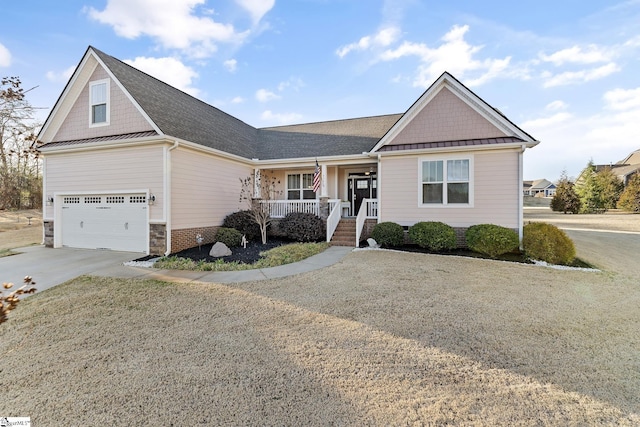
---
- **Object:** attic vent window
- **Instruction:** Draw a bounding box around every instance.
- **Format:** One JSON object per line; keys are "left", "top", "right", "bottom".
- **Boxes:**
{"left": 89, "top": 79, "right": 109, "bottom": 126}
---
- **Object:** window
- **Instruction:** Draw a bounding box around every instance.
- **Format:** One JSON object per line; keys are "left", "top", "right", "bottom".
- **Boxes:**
{"left": 420, "top": 158, "right": 471, "bottom": 205}
{"left": 287, "top": 173, "right": 316, "bottom": 200}
{"left": 89, "top": 79, "right": 109, "bottom": 126}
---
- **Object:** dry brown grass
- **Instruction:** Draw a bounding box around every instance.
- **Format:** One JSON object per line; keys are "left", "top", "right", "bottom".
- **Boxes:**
{"left": 0, "top": 209, "right": 42, "bottom": 250}
{"left": 2, "top": 248, "right": 639, "bottom": 425}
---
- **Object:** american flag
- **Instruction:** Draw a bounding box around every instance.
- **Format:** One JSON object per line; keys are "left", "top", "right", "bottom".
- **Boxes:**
{"left": 312, "top": 160, "right": 321, "bottom": 193}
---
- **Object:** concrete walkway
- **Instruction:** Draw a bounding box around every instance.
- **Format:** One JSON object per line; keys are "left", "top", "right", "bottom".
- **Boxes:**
{"left": 92, "top": 245, "right": 353, "bottom": 283}
{"left": 1, "top": 245, "right": 353, "bottom": 294}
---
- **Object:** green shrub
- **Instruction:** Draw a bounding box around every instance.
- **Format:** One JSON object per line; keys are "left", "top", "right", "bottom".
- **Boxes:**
{"left": 215, "top": 227, "right": 243, "bottom": 247}
{"left": 222, "top": 210, "right": 261, "bottom": 240}
{"left": 371, "top": 222, "right": 405, "bottom": 247}
{"left": 408, "top": 221, "right": 456, "bottom": 252}
{"left": 522, "top": 222, "right": 576, "bottom": 265}
{"left": 465, "top": 224, "right": 519, "bottom": 258}
{"left": 279, "top": 212, "right": 325, "bottom": 242}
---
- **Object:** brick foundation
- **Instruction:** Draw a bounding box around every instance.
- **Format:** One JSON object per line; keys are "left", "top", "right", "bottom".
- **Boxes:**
{"left": 171, "top": 226, "right": 220, "bottom": 254}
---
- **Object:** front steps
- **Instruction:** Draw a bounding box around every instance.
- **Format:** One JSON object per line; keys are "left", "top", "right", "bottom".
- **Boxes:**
{"left": 330, "top": 218, "right": 357, "bottom": 247}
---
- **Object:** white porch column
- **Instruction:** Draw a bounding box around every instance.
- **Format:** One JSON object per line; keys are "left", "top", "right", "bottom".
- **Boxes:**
{"left": 321, "top": 164, "right": 328, "bottom": 197}
{"left": 254, "top": 168, "right": 261, "bottom": 198}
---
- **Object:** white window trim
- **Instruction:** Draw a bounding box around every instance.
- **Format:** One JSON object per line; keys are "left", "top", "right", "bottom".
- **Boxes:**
{"left": 418, "top": 154, "right": 474, "bottom": 208}
{"left": 89, "top": 78, "right": 110, "bottom": 127}
{"left": 286, "top": 172, "right": 318, "bottom": 200}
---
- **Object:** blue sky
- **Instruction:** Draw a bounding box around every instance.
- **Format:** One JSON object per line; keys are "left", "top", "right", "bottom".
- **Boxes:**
{"left": 2, "top": 0, "right": 639, "bottom": 180}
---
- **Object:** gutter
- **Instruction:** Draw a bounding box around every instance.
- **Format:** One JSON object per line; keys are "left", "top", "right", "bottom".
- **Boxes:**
{"left": 518, "top": 144, "right": 526, "bottom": 246}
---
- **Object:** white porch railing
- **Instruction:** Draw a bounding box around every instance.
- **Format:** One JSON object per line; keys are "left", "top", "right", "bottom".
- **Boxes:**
{"left": 355, "top": 198, "right": 378, "bottom": 246}
{"left": 262, "top": 199, "right": 342, "bottom": 219}
{"left": 326, "top": 199, "right": 341, "bottom": 242}
{"left": 264, "top": 200, "right": 319, "bottom": 218}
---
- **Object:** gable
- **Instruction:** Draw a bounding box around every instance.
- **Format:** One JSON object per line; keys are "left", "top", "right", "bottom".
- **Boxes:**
{"left": 52, "top": 64, "right": 155, "bottom": 142}
{"left": 387, "top": 87, "right": 507, "bottom": 147}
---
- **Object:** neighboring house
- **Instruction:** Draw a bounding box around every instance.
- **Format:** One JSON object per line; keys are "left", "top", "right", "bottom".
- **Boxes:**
{"left": 38, "top": 47, "right": 539, "bottom": 255}
{"left": 523, "top": 179, "right": 556, "bottom": 197}
{"left": 575, "top": 149, "right": 640, "bottom": 188}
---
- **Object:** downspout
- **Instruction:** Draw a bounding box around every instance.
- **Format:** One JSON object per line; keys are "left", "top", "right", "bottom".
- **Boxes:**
{"left": 164, "top": 140, "right": 179, "bottom": 256}
{"left": 518, "top": 144, "right": 526, "bottom": 247}
{"left": 377, "top": 153, "right": 382, "bottom": 223}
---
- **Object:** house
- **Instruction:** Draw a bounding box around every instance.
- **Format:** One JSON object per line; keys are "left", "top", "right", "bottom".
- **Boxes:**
{"left": 523, "top": 179, "right": 556, "bottom": 197}
{"left": 575, "top": 149, "right": 640, "bottom": 188}
{"left": 38, "top": 47, "right": 539, "bottom": 255}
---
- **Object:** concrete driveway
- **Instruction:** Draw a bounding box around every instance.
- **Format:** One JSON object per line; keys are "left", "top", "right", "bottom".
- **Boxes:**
{"left": 0, "top": 246, "right": 139, "bottom": 294}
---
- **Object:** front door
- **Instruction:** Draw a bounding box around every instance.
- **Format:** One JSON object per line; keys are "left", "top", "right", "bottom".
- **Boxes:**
{"left": 348, "top": 176, "right": 377, "bottom": 216}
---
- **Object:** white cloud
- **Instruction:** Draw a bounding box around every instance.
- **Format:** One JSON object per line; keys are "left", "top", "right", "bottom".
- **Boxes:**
{"left": 336, "top": 26, "right": 401, "bottom": 58}
{"left": 224, "top": 59, "right": 238, "bottom": 73}
{"left": 379, "top": 25, "right": 511, "bottom": 87}
{"left": 87, "top": 0, "right": 247, "bottom": 58}
{"left": 261, "top": 110, "right": 302, "bottom": 125}
{"left": 235, "top": 0, "right": 274, "bottom": 25}
{"left": 255, "top": 88, "right": 280, "bottom": 102}
{"left": 277, "top": 77, "right": 304, "bottom": 92}
{"left": 231, "top": 96, "right": 244, "bottom": 104}
{"left": 521, "top": 112, "right": 573, "bottom": 129}
{"left": 545, "top": 100, "right": 568, "bottom": 111}
{"left": 124, "top": 56, "right": 200, "bottom": 96}
{"left": 45, "top": 66, "right": 76, "bottom": 83}
{"left": 542, "top": 62, "right": 620, "bottom": 88}
{"left": 603, "top": 87, "right": 640, "bottom": 111}
{"left": 539, "top": 44, "right": 612, "bottom": 65}
{"left": 0, "top": 42, "right": 11, "bottom": 67}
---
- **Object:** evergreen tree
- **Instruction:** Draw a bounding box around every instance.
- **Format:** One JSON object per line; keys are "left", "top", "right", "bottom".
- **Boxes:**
{"left": 617, "top": 173, "right": 640, "bottom": 213}
{"left": 551, "top": 171, "right": 581, "bottom": 213}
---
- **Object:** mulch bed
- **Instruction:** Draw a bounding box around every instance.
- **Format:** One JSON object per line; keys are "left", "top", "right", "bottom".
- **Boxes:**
{"left": 136, "top": 238, "right": 292, "bottom": 264}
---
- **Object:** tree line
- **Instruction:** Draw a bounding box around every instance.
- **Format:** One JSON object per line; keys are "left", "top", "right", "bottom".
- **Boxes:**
{"left": 551, "top": 160, "right": 640, "bottom": 214}
{"left": 1, "top": 76, "right": 41, "bottom": 210}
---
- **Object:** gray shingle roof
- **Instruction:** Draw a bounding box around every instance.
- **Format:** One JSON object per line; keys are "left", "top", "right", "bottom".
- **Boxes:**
{"left": 93, "top": 48, "right": 258, "bottom": 159}
{"left": 93, "top": 48, "right": 404, "bottom": 160}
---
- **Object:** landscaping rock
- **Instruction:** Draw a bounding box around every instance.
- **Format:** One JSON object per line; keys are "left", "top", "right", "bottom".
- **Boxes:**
{"left": 367, "top": 238, "right": 380, "bottom": 248}
{"left": 209, "top": 242, "right": 232, "bottom": 257}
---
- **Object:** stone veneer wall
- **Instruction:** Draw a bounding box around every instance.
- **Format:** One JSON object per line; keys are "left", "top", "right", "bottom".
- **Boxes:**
{"left": 44, "top": 221, "right": 54, "bottom": 248}
{"left": 171, "top": 226, "right": 220, "bottom": 254}
{"left": 149, "top": 224, "right": 167, "bottom": 255}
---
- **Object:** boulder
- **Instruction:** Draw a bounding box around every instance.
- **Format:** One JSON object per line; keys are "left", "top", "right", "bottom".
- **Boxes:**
{"left": 367, "top": 238, "right": 380, "bottom": 248}
{"left": 209, "top": 241, "right": 232, "bottom": 257}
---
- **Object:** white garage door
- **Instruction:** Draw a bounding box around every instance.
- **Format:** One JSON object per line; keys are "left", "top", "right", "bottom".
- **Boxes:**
{"left": 61, "top": 194, "right": 148, "bottom": 253}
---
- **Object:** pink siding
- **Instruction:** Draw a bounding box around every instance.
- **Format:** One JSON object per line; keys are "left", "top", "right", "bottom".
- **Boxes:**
{"left": 387, "top": 88, "right": 507, "bottom": 146}
{"left": 43, "top": 145, "right": 165, "bottom": 222}
{"left": 380, "top": 149, "right": 520, "bottom": 228}
{"left": 171, "top": 148, "right": 254, "bottom": 229}
{"left": 53, "top": 65, "right": 154, "bottom": 142}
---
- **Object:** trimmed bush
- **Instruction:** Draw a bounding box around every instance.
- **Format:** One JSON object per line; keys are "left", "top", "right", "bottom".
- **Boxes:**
{"left": 408, "top": 221, "right": 456, "bottom": 252}
{"left": 215, "top": 227, "right": 243, "bottom": 248}
{"left": 523, "top": 222, "right": 576, "bottom": 265}
{"left": 465, "top": 224, "right": 519, "bottom": 258}
{"left": 279, "top": 212, "right": 325, "bottom": 242}
{"left": 222, "top": 210, "right": 261, "bottom": 240}
{"left": 371, "top": 222, "right": 405, "bottom": 247}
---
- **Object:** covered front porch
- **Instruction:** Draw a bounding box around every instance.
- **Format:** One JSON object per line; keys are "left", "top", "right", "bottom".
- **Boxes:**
{"left": 253, "top": 161, "right": 379, "bottom": 246}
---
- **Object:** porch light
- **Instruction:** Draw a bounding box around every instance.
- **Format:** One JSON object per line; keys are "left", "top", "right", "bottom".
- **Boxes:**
{"left": 46, "top": 196, "right": 54, "bottom": 206}
{"left": 149, "top": 193, "right": 156, "bottom": 205}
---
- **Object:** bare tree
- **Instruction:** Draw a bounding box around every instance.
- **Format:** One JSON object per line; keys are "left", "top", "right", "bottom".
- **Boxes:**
{"left": 1, "top": 76, "right": 42, "bottom": 210}
{"left": 239, "top": 171, "right": 281, "bottom": 244}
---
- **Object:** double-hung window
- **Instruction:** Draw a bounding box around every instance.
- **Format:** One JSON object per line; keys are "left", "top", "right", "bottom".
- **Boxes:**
{"left": 421, "top": 158, "right": 471, "bottom": 205}
{"left": 89, "top": 79, "right": 109, "bottom": 126}
{"left": 287, "top": 173, "right": 316, "bottom": 200}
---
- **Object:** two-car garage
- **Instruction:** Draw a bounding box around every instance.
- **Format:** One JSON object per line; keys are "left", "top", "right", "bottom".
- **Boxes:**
{"left": 59, "top": 193, "right": 148, "bottom": 253}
